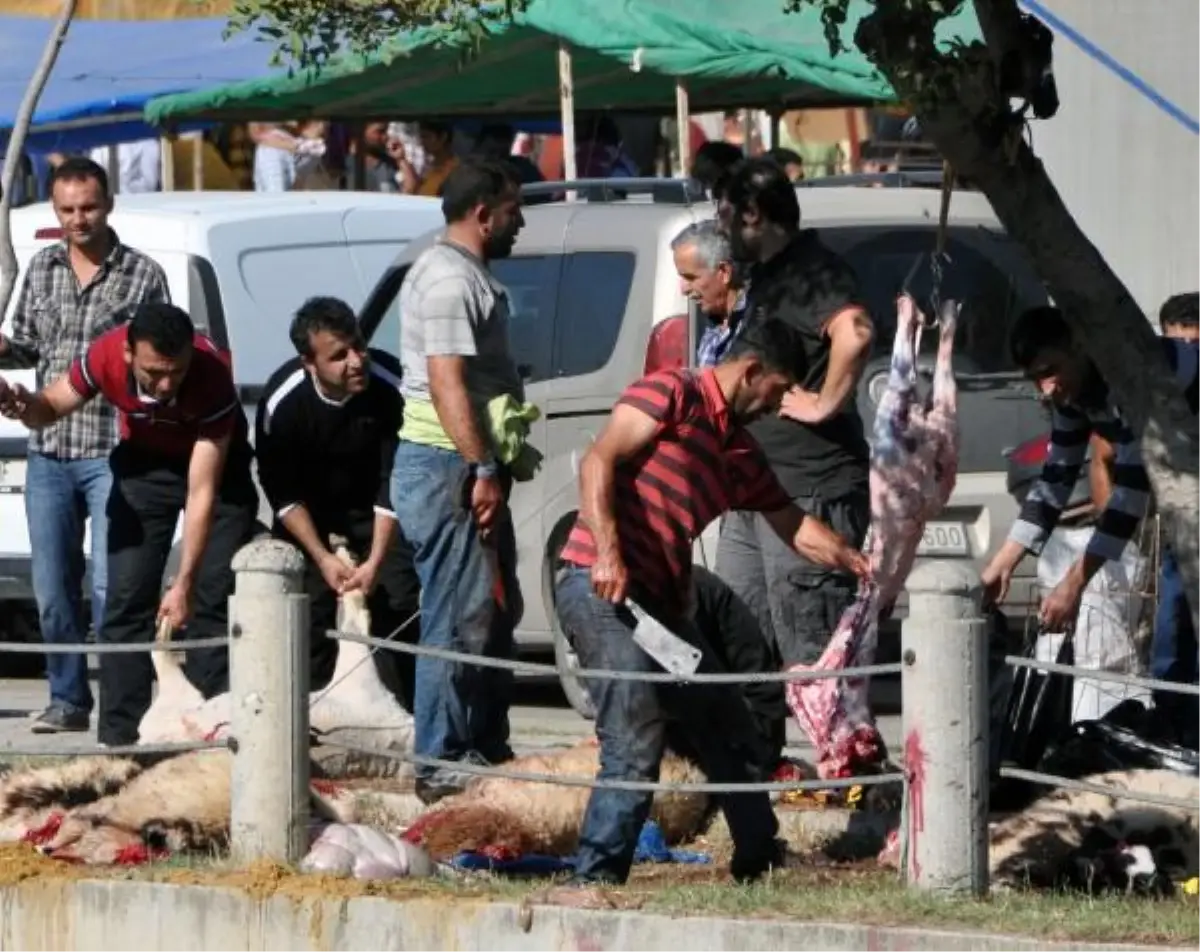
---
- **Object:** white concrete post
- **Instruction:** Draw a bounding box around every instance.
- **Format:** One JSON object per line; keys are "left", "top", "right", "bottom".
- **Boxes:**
{"left": 228, "top": 538, "right": 310, "bottom": 865}
{"left": 900, "top": 560, "right": 989, "bottom": 895}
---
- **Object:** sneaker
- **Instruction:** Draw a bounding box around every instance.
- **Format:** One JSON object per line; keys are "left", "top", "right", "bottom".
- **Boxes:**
{"left": 414, "top": 751, "right": 493, "bottom": 805}
{"left": 30, "top": 704, "right": 90, "bottom": 734}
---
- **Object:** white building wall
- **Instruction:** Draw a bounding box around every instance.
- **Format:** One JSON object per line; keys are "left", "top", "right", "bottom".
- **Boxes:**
{"left": 1028, "top": 0, "right": 1199, "bottom": 320}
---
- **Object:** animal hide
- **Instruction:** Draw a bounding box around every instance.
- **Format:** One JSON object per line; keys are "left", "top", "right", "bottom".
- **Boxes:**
{"left": 402, "top": 741, "right": 712, "bottom": 861}
{"left": 137, "top": 619, "right": 205, "bottom": 745}
{"left": 10, "top": 750, "right": 350, "bottom": 865}
{"left": 0, "top": 756, "right": 143, "bottom": 844}
{"left": 987, "top": 768, "right": 1198, "bottom": 893}
{"left": 787, "top": 295, "right": 960, "bottom": 779}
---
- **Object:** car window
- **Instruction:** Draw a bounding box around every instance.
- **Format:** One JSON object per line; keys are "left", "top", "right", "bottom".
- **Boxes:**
{"left": 360, "top": 257, "right": 558, "bottom": 384}
{"left": 823, "top": 226, "right": 1050, "bottom": 373}
{"left": 553, "top": 252, "right": 636, "bottom": 378}
{"left": 491, "top": 256, "right": 558, "bottom": 384}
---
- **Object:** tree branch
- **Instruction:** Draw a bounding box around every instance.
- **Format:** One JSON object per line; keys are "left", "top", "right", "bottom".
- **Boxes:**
{"left": 0, "top": 0, "right": 78, "bottom": 321}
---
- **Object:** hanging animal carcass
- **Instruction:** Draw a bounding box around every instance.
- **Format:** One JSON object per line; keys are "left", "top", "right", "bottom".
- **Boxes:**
{"left": 787, "top": 293, "right": 960, "bottom": 779}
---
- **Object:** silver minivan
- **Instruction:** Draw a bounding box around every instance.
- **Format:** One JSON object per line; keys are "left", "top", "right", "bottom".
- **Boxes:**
{"left": 358, "top": 176, "right": 1053, "bottom": 716}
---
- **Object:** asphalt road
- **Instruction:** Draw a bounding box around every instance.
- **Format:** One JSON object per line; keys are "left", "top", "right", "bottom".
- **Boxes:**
{"left": 0, "top": 671, "right": 902, "bottom": 760}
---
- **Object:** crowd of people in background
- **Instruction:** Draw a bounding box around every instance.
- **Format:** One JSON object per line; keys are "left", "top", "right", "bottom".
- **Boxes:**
{"left": 2, "top": 106, "right": 931, "bottom": 205}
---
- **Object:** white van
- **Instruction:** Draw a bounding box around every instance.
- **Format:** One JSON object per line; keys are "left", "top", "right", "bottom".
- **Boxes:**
{"left": 0, "top": 190, "right": 445, "bottom": 618}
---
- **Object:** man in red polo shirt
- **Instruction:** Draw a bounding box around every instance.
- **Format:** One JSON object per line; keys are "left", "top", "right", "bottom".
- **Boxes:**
{"left": 554, "top": 317, "right": 869, "bottom": 889}
{"left": 0, "top": 302, "right": 257, "bottom": 746}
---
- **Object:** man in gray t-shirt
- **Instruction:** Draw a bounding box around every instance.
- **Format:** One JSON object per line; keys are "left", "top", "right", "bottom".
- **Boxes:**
{"left": 390, "top": 159, "right": 526, "bottom": 805}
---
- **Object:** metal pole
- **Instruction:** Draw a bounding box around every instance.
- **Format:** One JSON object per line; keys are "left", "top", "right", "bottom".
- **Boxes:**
{"left": 228, "top": 538, "right": 310, "bottom": 865}
{"left": 675, "top": 79, "right": 691, "bottom": 177}
{"left": 557, "top": 41, "right": 577, "bottom": 200}
{"left": 900, "top": 560, "right": 989, "bottom": 895}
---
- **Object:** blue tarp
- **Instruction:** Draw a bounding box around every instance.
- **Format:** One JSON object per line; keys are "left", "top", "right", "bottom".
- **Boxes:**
{"left": 0, "top": 16, "right": 278, "bottom": 154}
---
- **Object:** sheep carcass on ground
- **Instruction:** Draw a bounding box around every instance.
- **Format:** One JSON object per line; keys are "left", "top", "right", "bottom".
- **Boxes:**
{"left": 402, "top": 741, "right": 712, "bottom": 861}
{"left": 24, "top": 749, "right": 356, "bottom": 865}
{"left": 0, "top": 756, "right": 144, "bottom": 844}
{"left": 136, "top": 618, "right": 205, "bottom": 745}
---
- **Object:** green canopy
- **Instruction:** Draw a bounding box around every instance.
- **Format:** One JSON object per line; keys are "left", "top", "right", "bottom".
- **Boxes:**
{"left": 144, "top": 0, "right": 981, "bottom": 124}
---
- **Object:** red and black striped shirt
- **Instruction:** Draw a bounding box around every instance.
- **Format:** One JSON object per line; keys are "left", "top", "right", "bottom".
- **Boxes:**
{"left": 561, "top": 368, "right": 791, "bottom": 614}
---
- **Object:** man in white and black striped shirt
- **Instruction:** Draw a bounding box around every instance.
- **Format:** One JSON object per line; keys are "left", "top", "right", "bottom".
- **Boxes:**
{"left": 982, "top": 304, "right": 1198, "bottom": 633}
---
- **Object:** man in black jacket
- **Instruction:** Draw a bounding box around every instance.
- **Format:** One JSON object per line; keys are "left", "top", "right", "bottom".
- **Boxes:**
{"left": 255, "top": 296, "right": 420, "bottom": 708}
{"left": 715, "top": 158, "right": 876, "bottom": 672}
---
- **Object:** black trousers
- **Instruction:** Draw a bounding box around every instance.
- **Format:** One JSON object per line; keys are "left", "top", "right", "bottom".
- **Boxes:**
{"left": 97, "top": 444, "right": 257, "bottom": 747}
{"left": 691, "top": 566, "right": 788, "bottom": 775}
{"left": 275, "top": 511, "right": 422, "bottom": 711}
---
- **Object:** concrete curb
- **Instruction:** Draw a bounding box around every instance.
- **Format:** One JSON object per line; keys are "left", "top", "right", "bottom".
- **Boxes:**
{"left": 0, "top": 880, "right": 1181, "bottom": 951}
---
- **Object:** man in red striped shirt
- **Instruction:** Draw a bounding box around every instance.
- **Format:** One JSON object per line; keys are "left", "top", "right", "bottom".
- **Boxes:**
{"left": 0, "top": 303, "right": 257, "bottom": 747}
{"left": 555, "top": 318, "right": 869, "bottom": 888}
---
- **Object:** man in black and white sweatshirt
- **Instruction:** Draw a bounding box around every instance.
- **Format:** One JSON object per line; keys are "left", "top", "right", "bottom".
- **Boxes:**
{"left": 255, "top": 295, "right": 420, "bottom": 708}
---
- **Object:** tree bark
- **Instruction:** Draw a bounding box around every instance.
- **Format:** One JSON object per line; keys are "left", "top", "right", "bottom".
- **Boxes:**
{"left": 852, "top": 0, "right": 1199, "bottom": 631}
{"left": 0, "top": 0, "right": 79, "bottom": 319}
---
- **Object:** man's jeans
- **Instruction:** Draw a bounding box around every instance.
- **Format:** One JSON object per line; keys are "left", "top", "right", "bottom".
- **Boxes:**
{"left": 26, "top": 452, "right": 111, "bottom": 715}
{"left": 391, "top": 440, "right": 519, "bottom": 780}
{"left": 1150, "top": 547, "right": 1198, "bottom": 743}
{"left": 554, "top": 566, "right": 779, "bottom": 884}
{"left": 716, "top": 488, "right": 869, "bottom": 667}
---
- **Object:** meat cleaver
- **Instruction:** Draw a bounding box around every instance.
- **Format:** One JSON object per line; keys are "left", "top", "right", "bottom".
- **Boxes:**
{"left": 625, "top": 599, "right": 702, "bottom": 677}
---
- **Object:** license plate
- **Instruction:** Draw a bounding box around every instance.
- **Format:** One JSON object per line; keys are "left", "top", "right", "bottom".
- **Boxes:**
{"left": 0, "top": 460, "right": 25, "bottom": 494}
{"left": 917, "top": 521, "right": 970, "bottom": 556}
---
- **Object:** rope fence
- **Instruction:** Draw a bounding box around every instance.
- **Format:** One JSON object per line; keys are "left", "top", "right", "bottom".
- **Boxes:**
{"left": 997, "top": 766, "right": 1200, "bottom": 812}
{"left": 327, "top": 630, "right": 904, "bottom": 684}
{"left": 319, "top": 737, "right": 905, "bottom": 795}
{"left": 0, "top": 738, "right": 231, "bottom": 758}
{"left": 1005, "top": 653, "right": 1200, "bottom": 697}
{"left": 0, "top": 637, "right": 230, "bottom": 654}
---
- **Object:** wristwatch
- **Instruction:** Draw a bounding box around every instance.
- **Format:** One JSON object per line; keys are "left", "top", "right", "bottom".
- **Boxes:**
{"left": 470, "top": 459, "right": 499, "bottom": 480}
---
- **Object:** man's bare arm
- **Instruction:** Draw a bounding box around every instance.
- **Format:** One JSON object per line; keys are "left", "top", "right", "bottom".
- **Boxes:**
{"left": 10, "top": 376, "right": 88, "bottom": 429}
{"left": 813, "top": 307, "right": 874, "bottom": 420}
{"left": 578, "top": 405, "right": 661, "bottom": 560}
{"left": 427, "top": 355, "right": 490, "bottom": 463}
{"left": 175, "top": 434, "right": 231, "bottom": 591}
{"left": 762, "top": 504, "right": 869, "bottom": 577}
{"left": 278, "top": 504, "right": 335, "bottom": 565}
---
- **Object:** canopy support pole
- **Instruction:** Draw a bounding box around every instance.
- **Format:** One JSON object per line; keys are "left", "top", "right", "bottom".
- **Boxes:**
{"left": 191, "top": 131, "right": 203, "bottom": 191}
{"left": 674, "top": 79, "right": 691, "bottom": 178}
{"left": 105, "top": 145, "right": 120, "bottom": 195}
{"left": 768, "top": 109, "right": 782, "bottom": 151}
{"left": 557, "top": 41, "right": 576, "bottom": 200}
{"left": 160, "top": 133, "right": 175, "bottom": 192}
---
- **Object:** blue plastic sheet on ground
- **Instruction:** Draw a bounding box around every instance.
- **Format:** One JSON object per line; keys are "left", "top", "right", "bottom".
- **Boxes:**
{"left": 448, "top": 820, "right": 712, "bottom": 875}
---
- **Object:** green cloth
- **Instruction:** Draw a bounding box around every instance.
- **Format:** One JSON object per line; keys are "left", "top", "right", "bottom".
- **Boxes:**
{"left": 487, "top": 394, "right": 543, "bottom": 482}
{"left": 399, "top": 394, "right": 543, "bottom": 482}
{"left": 144, "top": 1, "right": 981, "bottom": 122}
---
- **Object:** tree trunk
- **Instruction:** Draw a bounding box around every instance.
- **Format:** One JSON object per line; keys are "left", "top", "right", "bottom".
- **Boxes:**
{"left": 0, "top": 0, "right": 80, "bottom": 319}
{"left": 852, "top": 0, "right": 1199, "bottom": 631}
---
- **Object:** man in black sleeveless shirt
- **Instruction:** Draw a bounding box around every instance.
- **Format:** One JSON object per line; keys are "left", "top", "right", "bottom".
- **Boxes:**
{"left": 715, "top": 158, "right": 875, "bottom": 669}
{"left": 255, "top": 296, "right": 420, "bottom": 708}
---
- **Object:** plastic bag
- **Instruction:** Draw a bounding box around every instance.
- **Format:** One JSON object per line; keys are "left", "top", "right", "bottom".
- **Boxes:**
{"left": 1037, "top": 700, "right": 1200, "bottom": 779}
{"left": 1038, "top": 526, "right": 1151, "bottom": 721}
{"left": 301, "top": 823, "right": 434, "bottom": 880}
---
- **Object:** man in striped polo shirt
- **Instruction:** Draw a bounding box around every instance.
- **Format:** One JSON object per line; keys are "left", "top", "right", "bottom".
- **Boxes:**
{"left": 982, "top": 304, "right": 1199, "bottom": 635}
{"left": 555, "top": 318, "right": 870, "bottom": 887}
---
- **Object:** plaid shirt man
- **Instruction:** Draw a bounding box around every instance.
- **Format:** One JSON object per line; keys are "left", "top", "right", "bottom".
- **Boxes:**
{"left": 7, "top": 232, "right": 170, "bottom": 459}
